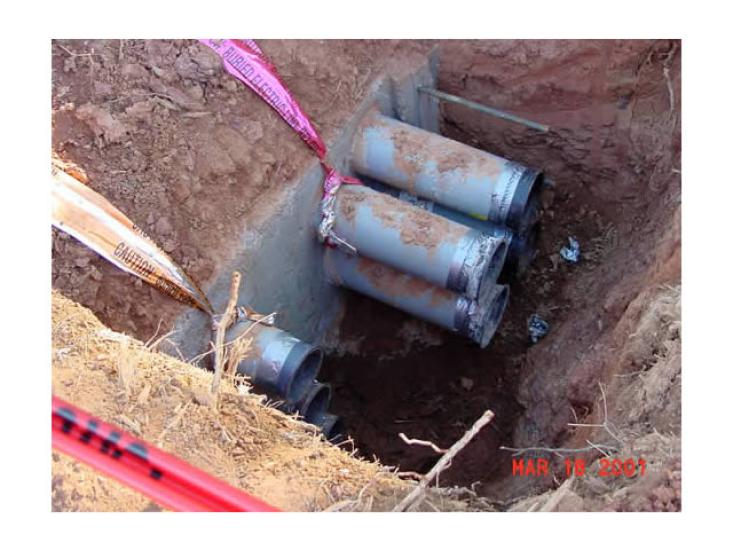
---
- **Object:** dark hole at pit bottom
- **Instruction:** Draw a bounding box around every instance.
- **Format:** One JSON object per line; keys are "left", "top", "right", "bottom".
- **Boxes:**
{"left": 318, "top": 279, "right": 537, "bottom": 490}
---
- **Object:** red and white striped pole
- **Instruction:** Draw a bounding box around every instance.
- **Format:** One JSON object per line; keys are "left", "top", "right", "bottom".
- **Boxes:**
{"left": 52, "top": 396, "right": 279, "bottom": 512}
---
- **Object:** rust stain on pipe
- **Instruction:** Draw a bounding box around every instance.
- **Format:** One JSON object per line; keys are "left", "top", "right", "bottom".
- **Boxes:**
{"left": 336, "top": 185, "right": 469, "bottom": 256}
{"left": 354, "top": 256, "right": 455, "bottom": 308}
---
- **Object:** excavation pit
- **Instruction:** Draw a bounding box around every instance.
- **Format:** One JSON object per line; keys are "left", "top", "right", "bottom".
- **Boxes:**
{"left": 52, "top": 39, "right": 681, "bottom": 510}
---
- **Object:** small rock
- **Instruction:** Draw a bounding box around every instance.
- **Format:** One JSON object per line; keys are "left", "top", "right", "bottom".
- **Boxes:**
{"left": 192, "top": 390, "right": 215, "bottom": 407}
{"left": 93, "top": 81, "right": 114, "bottom": 98}
{"left": 223, "top": 79, "right": 239, "bottom": 92}
{"left": 125, "top": 100, "right": 155, "bottom": 124}
{"left": 121, "top": 63, "right": 149, "bottom": 80}
{"left": 155, "top": 216, "right": 173, "bottom": 236}
{"left": 63, "top": 56, "right": 77, "bottom": 73}
{"left": 75, "top": 103, "right": 130, "bottom": 145}
{"left": 171, "top": 179, "right": 191, "bottom": 202}
{"left": 550, "top": 253, "right": 560, "bottom": 270}
{"left": 460, "top": 377, "right": 474, "bottom": 391}
{"left": 187, "top": 84, "right": 204, "bottom": 100}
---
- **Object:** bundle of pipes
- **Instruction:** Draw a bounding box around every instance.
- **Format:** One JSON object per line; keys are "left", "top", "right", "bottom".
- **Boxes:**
{"left": 350, "top": 112, "right": 544, "bottom": 277}
{"left": 327, "top": 184, "right": 509, "bottom": 347}
{"left": 332, "top": 185, "right": 508, "bottom": 303}
{"left": 321, "top": 110, "right": 547, "bottom": 348}
{"left": 225, "top": 321, "right": 340, "bottom": 437}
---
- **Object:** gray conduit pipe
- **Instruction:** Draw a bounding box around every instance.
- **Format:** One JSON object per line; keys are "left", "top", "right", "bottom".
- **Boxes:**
{"left": 324, "top": 248, "right": 509, "bottom": 348}
{"left": 298, "top": 382, "right": 332, "bottom": 425}
{"left": 226, "top": 321, "right": 323, "bottom": 404}
{"left": 279, "top": 381, "right": 332, "bottom": 425}
{"left": 318, "top": 413, "right": 345, "bottom": 443}
{"left": 351, "top": 111, "right": 544, "bottom": 233}
{"left": 361, "top": 176, "right": 540, "bottom": 278}
{"left": 333, "top": 185, "right": 508, "bottom": 301}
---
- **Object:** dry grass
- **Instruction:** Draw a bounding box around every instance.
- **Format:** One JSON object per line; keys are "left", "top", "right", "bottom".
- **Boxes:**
{"left": 51, "top": 291, "right": 475, "bottom": 512}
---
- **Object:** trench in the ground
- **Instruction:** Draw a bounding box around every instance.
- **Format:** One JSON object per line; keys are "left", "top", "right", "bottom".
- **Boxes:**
{"left": 319, "top": 193, "right": 568, "bottom": 489}
{"left": 318, "top": 39, "right": 681, "bottom": 497}
{"left": 51, "top": 39, "right": 680, "bottom": 503}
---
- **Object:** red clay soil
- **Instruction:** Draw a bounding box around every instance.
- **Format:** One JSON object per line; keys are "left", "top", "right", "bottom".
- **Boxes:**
{"left": 51, "top": 39, "right": 431, "bottom": 340}
{"left": 52, "top": 40, "right": 681, "bottom": 510}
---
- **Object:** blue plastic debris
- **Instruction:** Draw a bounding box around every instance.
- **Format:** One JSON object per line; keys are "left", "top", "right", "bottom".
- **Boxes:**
{"left": 528, "top": 314, "right": 550, "bottom": 344}
{"left": 560, "top": 236, "right": 581, "bottom": 263}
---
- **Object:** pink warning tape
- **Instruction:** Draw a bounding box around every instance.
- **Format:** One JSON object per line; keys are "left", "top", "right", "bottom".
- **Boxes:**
{"left": 200, "top": 39, "right": 360, "bottom": 251}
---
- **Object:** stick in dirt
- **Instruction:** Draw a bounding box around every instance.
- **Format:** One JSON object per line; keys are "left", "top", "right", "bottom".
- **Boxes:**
{"left": 392, "top": 409, "right": 495, "bottom": 512}
{"left": 210, "top": 271, "right": 241, "bottom": 400}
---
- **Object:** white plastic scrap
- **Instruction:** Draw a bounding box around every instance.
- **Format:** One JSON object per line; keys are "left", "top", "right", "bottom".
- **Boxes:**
{"left": 528, "top": 314, "right": 550, "bottom": 344}
{"left": 560, "top": 236, "right": 581, "bottom": 263}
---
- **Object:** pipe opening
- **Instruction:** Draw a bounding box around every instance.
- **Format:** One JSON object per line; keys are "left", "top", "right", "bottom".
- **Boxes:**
{"left": 517, "top": 171, "right": 545, "bottom": 234}
{"left": 516, "top": 223, "right": 540, "bottom": 276}
{"left": 302, "top": 383, "right": 332, "bottom": 424}
{"left": 326, "top": 418, "right": 346, "bottom": 442}
{"left": 508, "top": 170, "right": 544, "bottom": 233}
{"left": 286, "top": 347, "right": 324, "bottom": 404}
{"left": 502, "top": 222, "right": 540, "bottom": 281}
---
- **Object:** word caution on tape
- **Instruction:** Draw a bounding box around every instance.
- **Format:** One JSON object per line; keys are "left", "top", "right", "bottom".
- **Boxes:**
{"left": 52, "top": 160, "right": 214, "bottom": 315}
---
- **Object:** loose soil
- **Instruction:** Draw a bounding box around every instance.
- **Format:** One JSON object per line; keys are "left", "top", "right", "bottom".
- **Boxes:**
{"left": 51, "top": 39, "right": 432, "bottom": 339}
{"left": 52, "top": 39, "right": 681, "bottom": 511}
{"left": 52, "top": 291, "right": 483, "bottom": 512}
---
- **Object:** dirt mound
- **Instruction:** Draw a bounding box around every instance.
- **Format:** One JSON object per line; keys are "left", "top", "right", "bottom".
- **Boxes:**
{"left": 52, "top": 291, "right": 481, "bottom": 512}
{"left": 508, "top": 284, "right": 681, "bottom": 511}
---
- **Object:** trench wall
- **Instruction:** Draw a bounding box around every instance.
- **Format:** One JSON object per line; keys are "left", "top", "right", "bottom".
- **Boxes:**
{"left": 165, "top": 52, "right": 440, "bottom": 360}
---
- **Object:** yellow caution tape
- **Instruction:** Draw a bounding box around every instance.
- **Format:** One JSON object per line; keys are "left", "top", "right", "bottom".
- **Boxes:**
{"left": 51, "top": 163, "right": 214, "bottom": 316}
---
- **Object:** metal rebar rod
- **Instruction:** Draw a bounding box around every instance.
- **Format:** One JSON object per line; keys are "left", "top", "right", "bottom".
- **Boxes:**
{"left": 418, "top": 87, "right": 550, "bottom": 133}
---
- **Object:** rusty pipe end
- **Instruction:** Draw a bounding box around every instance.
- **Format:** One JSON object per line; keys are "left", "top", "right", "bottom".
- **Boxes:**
{"left": 457, "top": 284, "right": 509, "bottom": 348}
{"left": 483, "top": 238, "right": 509, "bottom": 287}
